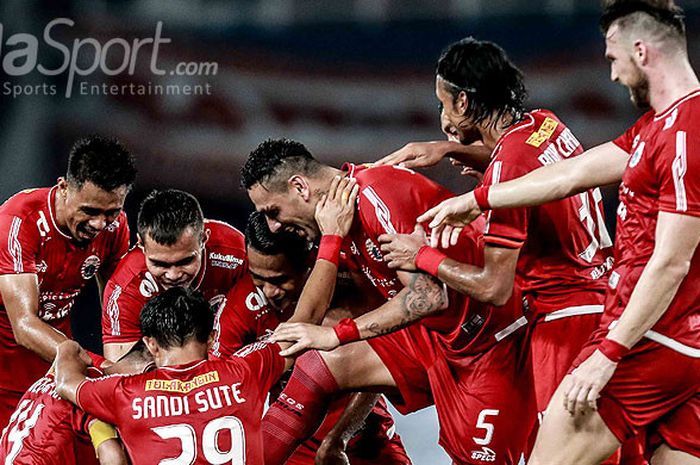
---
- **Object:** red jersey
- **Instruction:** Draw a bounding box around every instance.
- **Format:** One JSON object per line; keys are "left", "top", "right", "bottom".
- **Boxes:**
{"left": 0, "top": 368, "right": 103, "bottom": 465}
{"left": 102, "top": 219, "right": 267, "bottom": 358}
{"left": 343, "top": 164, "right": 526, "bottom": 359}
{"left": 482, "top": 110, "right": 612, "bottom": 305}
{"left": 0, "top": 187, "right": 129, "bottom": 392}
{"left": 76, "top": 342, "right": 286, "bottom": 465}
{"left": 608, "top": 90, "right": 700, "bottom": 351}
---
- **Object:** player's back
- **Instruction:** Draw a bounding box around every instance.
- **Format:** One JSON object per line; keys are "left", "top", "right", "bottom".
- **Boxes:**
{"left": 76, "top": 343, "right": 285, "bottom": 465}
{"left": 0, "top": 374, "right": 94, "bottom": 465}
{"left": 485, "top": 109, "right": 612, "bottom": 297}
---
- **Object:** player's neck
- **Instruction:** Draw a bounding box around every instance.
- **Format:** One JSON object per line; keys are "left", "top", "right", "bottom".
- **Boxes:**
{"left": 649, "top": 58, "right": 700, "bottom": 113}
{"left": 155, "top": 343, "right": 208, "bottom": 368}
{"left": 479, "top": 113, "right": 514, "bottom": 151}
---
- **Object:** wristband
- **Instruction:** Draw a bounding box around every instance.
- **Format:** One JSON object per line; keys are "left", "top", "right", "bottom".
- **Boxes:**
{"left": 598, "top": 338, "right": 630, "bottom": 363}
{"left": 473, "top": 186, "right": 491, "bottom": 211}
{"left": 415, "top": 246, "right": 448, "bottom": 277}
{"left": 85, "top": 350, "right": 107, "bottom": 370}
{"left": 333, "top": 318, "right": 361, "bottom": 345}
{"left": 317, "top": 235, "right": 343, "bottom": 266}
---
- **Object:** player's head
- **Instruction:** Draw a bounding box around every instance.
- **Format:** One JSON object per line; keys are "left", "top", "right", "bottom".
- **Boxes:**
{"left": 600, "top": 1, "right": 686, "bottom": 109}
{"left": 245, "top": 211, "right": 311, "bottom": 314}
{"left": 137, "top": 189, "right": 208, "bottom": 290}
{"left": 435, "top": 38, "right": 527, "bottom": 142}
{"left": 57, "top": 135, "right": 136, "bottom": 244}
{"left": 441, "top": 111, "right": 462, "bottom": 144}
{"left": 105, "top": 340, "right": 154, "bottom": 375}
{"left": 139, "top": 287, "right": 215, "bottom": 365}
{"left": 242, "top": 138, "right": 329, "bottom": 240}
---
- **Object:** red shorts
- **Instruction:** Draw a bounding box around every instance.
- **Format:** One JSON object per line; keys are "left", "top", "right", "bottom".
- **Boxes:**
{"left": 572, "top": 330, "right": 700, "bottom": 458}
{"left": 369, "top": 324, "right": 535, "bottom": 465}
{"left": 527, "top": 290, "right": 605, "bottom": 413}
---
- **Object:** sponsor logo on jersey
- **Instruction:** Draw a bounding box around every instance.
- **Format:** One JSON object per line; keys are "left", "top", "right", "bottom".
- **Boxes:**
{"left": 209, "top": 252, "right": 244, "bottom": 270}
{"left": 145, "top": 371, "right": 220, "bottom": 393}
{"left": 526, "top": 117, "right": 558, "bottom": 148}
{"left": 80, "top": 254, "right": 101, "bottom": 279}
{"left": 106, "top": 220, "right": 119, "bottom": 232}
{"left": 628, "top": 141, "right": 645, "bottom": 168}
{"left": 364, "top": 238, "right": 383, "bottom": 262}
{"left": 139, "top": 272, "right": 159, "bottom": 298}
{"left": 608, "top": 270, "right": 620, "bottom": 290}
{"left": 349, "top": 241, "right": 360, "bottom": 256}
{"left": 470, "top": 446, "right": 496, "bottom": 462}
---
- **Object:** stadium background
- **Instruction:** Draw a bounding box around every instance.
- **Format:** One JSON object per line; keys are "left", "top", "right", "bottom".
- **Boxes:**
{"left": 1, "top": 1, "right": 699, "bottom": 463}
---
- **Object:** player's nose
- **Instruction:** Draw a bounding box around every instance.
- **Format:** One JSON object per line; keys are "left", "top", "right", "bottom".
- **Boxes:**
{"left": 263, "top": 283, "right": 282, "bottom": 300}
{"left": 88, "top": 216, "right": 107, "bottom": 231}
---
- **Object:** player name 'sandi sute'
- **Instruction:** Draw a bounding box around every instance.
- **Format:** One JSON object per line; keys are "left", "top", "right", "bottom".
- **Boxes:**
{"left": 132, "top": 382, "right": 247, "bottom": 420}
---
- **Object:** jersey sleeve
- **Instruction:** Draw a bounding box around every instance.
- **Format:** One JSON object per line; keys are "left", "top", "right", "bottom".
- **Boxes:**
{"left": 481, "top": 156, "right": 531, "bottom": 249}
{"left": 230, "top": 340, "right": 286, "bottom": 395}
{"left": 76, "top": 375, "right": 125, "bottom": 425}
{"left": 209, "top": 275, "right": 272, "bottom": 359}
{"left": 0, "top": 213, "right": 40, "bottom": 275}
{"left": 102, "top": 280, "right": 146, "bottom": 344}
{"left": 101, "top": 213, "right": 130, "bottom": 279}
{"left": 656, "top": 127, "right": 700, "bottom": 217}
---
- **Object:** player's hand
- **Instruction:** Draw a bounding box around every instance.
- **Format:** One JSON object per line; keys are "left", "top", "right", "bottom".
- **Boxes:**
{"left": 272, "top": 323, "right": 340, "bottom": 357}
{"left": 562, "top": 350, "right": 617, "bottom": 416}
{"left": 378, "top": 225, "right": 429, "bottom": 271}
{"left": 315, "top": 437, "right": 350, "bottom": 465}
{"left": 450, "top": 158, "right": 484, "bottom": 181}
{"left": 374, "top": 141, "right": 450, "bottom": 169}
{"left": 417, "top": 192, "right": 481, "bottom": 249}
{"left": 316, "top": 176, "right": 359, "bottom": 237}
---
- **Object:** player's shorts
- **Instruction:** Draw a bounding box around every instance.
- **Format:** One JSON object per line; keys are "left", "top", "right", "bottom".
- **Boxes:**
{"left": 369, "top": 324, "right": 535, "bottom": 465}
{"left": 526, "top": 289, "right": 605, "bottom": 413}
{"left": 572, "top": 329, "right": 700, "bottom": 459}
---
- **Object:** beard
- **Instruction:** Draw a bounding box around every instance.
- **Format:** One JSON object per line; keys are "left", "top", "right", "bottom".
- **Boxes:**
{"left": 627, "top": 68, "right": 651, "bottom": 110}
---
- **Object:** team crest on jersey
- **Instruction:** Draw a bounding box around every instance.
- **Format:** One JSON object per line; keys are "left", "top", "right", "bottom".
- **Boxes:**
{"left": 628, "top": 141, "right": 645, "bottom": 168}
{"left": 139, "top": 272, "right": 159, "bottom": 297}
{"left": 365, "top": 239, "right": 383, "bottom": 262}
{"left": 663, "top": 108, "right": 678, "bottom": 130}
{"left": 80, "top": 255, "right": 101, "bottom": 279}
{"left": 470, "top": 446, "right": 496, "bottom": 462}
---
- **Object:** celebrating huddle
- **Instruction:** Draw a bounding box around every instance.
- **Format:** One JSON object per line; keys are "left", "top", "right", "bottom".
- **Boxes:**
{"left": 0, "top": 1, "right": 698, "bottom": 465}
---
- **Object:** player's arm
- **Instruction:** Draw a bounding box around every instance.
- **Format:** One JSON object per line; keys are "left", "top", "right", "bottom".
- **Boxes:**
{"left": 375, "top": 141, "right": 492, "bottom": 171}
{"left": 565, "top": 211, "right": 700, "bottom": 414}
{"left": 95, "top": 438, "right": 129, "bottom": 465}
{"left": 55, "top": 340, "right": 90, "bottom": 404}
{"left": 316, "top": 392, "right": 380, "bottom": 465}
{"left": 285, "top": 176, "right": 359, "bottom": 325}
{"left": 418, "top": 142, "right": 629, "bottom": 247}
{"left": 0, "top": 274, "right": 68, "bottom": 361}
{"left": 379, "top": 225, "right": 518, "bottom": 305}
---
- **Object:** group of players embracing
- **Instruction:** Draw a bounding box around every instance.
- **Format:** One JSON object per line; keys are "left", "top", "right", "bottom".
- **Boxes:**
{"left": 0, "top": 1, "right": 698, "bottom": 464}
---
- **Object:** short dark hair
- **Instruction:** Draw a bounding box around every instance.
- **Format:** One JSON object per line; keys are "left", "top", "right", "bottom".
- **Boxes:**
{"left": 137, "top": 189, "right": 204, "bottom": 246}
{"left": 66, "top": 135, "right": 137, "bottom": 191}
{"left": 139, "top": 287, "right": 214, "bottom": 350}
{"left": 436, "top": 38, "right": 527, "bottom": 129}
{"left": 245, "top": 211, "right": 311, "bottom": 269}
{"left": 600, "top": 1, "right": 685, "bottom": 36}
{"left": 241, "top": 138, "right": 322, "bottom": 191}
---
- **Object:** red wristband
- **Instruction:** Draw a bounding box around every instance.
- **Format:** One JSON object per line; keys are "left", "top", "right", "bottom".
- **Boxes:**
{"left": 415, "top": 246, "right": 448, "bottom": 277}
{"left": 333, "top": 318, "right": 360, "bottom": 345}
{"left": 317, "top": 235, "right": 343, "bottom": 266}
{"left": 598, "top": 338, "right": 630, "bottom": 363}
{"left": 85, "top": 350, "right": 107, "bottom": 369}
{"left": 473, "top": 186, "right": 491, "bottom": 211}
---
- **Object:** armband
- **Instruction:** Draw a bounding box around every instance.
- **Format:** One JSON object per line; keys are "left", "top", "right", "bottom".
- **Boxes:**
{"left": 88, "top": 419, "right": 119, "bottom": 453}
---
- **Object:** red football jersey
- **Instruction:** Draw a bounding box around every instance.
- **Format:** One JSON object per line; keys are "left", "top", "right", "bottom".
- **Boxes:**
{"left": 102, "top": 219, "right": 266, "bottom": 358}
{"left": 0, "top": 186, "right": 129, "bottom": 392}
{"left": 482, "top": 110, "right": 612, "bottom": 304}
{"left": 607, "top": 90, "right": 700, "bottom": 351}
{"left": 76, "top": 342, "right": 286, "bottom": 465}
{"left": 0, "top": 368, "right": 103, "bottom": 465}
{"left": 343, "top": 164, "right": 525, "bottom": 359}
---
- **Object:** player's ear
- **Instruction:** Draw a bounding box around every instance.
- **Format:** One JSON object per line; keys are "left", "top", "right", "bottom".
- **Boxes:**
{"left": 57, "top": 177, "right": 68, "bottom": 196}
{"left": 456, "top": 90, "right": 469, "bottom": 116}
{"left": 633, "top": 40, "right": 648, "bottom": 66}
{"left": 201, "top": 227, "right": 211, "bottom": 245}
{"left": 143, "top": 336, "right": 159, "bottom": 359}
{"left": 288, "top": 175, "right": 310, "bottom": 201}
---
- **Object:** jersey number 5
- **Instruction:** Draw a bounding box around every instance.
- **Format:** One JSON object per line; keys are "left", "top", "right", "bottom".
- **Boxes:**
{"left": 152, "top": 416, "right": 245, "bottom": 465}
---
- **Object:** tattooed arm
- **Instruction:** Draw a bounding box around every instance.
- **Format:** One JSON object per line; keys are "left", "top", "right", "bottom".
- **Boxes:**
{"left": 272, "top": 270, "right": 447, "bottom": 355}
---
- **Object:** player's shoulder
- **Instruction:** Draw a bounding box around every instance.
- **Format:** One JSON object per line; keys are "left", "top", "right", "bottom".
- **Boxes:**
{"left": 106, "top": 246, "right": 151, "bottom": 292}
{"left": 658, "top": 89, "right": 700, "bottom": 132}
{"left": 348, "top": 162, "right": 419, "bottom": 185}
{"left": 498, "top": 109, "right": 563, "bottom": 150}
{"left": 205, "top": 219, "right": 245, "bottom": 249}
{"left": 0, "top": 187, "right": 50, "bottom": 219}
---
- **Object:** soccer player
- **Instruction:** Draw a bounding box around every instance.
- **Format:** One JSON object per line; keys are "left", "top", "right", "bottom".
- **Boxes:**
{"left": 420, "top": 2, "right": 700, "bottom": 464}
{"left": 102, "top": 189, "right": 265, "bottom": 361}
{"left": 0, "top": 343, "right": 151, "bottom": 465}
{"left": 242, "top": 139, "right": 534, "bottom": 465}
{"left": 244, "top": 211, "right": 410, "bottom": 465}
{"left": 0, "top": 135, "right": 136, "bottom": 428}
{"left": 377, "top": 38, "right": 616, "bottom": 433}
